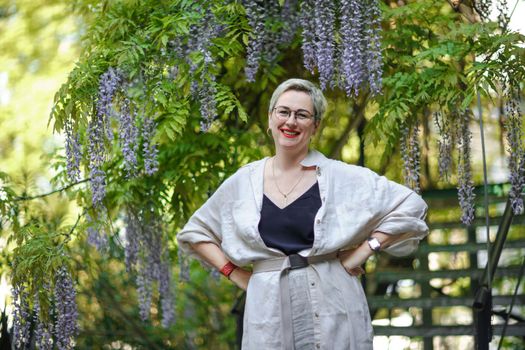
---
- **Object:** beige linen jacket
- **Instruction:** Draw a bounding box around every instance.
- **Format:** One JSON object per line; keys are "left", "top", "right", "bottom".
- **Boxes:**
{"left": 177, "top": 149, "right": 429, "bottom": 349}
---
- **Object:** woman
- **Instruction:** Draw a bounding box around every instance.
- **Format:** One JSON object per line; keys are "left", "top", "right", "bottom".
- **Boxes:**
{"left": 177, "top": 78, "right": 428, "bottom": 349}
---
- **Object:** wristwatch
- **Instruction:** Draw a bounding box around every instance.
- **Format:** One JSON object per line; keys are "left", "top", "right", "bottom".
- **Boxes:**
{"left": 367, "top": 237, "right": 382, "bottom": 252}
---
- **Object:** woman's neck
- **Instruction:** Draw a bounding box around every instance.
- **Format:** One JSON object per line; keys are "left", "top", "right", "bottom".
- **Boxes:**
{"left": 273, "top": 147, "right": 309, "bottom": 171}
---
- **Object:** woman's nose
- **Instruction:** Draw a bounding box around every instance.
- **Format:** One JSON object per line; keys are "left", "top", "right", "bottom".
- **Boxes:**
{"left": 284, "top": 113, "right": 298, "bottom": 126}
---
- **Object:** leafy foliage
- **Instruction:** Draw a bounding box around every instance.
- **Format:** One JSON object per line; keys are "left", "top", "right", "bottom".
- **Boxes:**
{"left": 1, "top": 0, "right": 524, "bottom": 348}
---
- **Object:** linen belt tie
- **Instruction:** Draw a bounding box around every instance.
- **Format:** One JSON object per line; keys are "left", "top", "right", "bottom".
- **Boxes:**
{"left": 252, "top": 252, "right": 340, "bottom": 350}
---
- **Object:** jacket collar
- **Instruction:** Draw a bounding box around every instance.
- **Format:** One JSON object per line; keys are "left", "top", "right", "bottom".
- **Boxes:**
{"left": 300, "top": 149, "right": 328, "bottom": 167}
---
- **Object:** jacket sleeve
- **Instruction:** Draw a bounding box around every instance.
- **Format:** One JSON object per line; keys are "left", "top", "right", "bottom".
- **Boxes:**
{"left": 176, "top": 179, "right": 228, "bottom": 263}
{"left": 366, "top": 169, "right": 429, "bottom": 256}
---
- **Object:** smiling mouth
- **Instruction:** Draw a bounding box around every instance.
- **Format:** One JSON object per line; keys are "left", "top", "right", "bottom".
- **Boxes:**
{"left": 280, "top": 129, "right": 300, "bottom": 138}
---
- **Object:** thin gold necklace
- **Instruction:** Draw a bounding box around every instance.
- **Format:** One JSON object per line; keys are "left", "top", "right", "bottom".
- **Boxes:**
{"left": 272, "top": 157, "right": 305, "bottom": 206}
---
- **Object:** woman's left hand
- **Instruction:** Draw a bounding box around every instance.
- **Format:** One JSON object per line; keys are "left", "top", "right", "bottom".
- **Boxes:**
{"left": 339, "top": 243, "right": 374, "bottom": 277}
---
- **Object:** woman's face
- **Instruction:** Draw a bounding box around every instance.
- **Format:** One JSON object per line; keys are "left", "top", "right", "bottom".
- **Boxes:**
{"left": 268, "top": 90, "right": 318, "bottom": 152}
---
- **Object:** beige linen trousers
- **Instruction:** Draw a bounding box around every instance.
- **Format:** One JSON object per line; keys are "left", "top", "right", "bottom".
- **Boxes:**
{"left": 177, "top": 149, "right": 429, "bottom": 349}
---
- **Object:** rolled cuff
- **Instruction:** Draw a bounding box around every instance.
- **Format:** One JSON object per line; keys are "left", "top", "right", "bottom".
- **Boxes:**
{"left": 374, "top": 218, "right": 429, "bottom": 256}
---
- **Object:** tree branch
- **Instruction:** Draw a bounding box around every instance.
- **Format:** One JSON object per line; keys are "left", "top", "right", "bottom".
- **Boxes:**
{"left": 329, "top": 92, "right": 369, "bottom": 160}
{"left": 11, "top": 178, "right": 90, "bottom": 202}
{"left": 446, "top": 0, "right": 481, "bottom": 23}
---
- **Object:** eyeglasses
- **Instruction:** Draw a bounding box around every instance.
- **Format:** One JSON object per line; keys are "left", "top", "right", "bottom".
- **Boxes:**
{"left": 273, "top": 106, "right": 315, "bottom": 123}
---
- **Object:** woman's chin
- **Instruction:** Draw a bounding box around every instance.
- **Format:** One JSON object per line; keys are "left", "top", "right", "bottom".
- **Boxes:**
{"left": 276, "top": 139, "right": 308, "bottom": 151}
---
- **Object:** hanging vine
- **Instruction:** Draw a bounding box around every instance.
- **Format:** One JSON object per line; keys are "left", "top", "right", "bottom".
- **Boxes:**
{"left": 456, "top": 109, "right": 476, "bottom": 226}
{"left": 400, "top": 120, "right": 421, "bottom": 194}
{"left": 434, "top": 111, "right": 453, "bottom": 182}
{"left": 503, "top": 85, "right": 525, "bottom": 214}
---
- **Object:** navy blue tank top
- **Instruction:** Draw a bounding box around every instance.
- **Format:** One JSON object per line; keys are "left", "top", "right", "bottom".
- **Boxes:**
{"left": 258, "top": 182, "right": 322, "bottom": 255}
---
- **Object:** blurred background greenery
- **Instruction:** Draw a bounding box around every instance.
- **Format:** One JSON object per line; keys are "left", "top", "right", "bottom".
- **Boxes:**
{"left": 0, "top": 0, "right": 524, "bottom": 349}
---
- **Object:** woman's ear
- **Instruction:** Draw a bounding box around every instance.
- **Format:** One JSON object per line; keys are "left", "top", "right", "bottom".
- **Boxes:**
{"left": 313, "top": 120, "right": 320, "bottom": 133}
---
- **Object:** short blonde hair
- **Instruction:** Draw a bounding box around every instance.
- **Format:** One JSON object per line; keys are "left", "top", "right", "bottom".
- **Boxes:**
{"left": 268, "top": 79, "right": 327, "bottom": 122}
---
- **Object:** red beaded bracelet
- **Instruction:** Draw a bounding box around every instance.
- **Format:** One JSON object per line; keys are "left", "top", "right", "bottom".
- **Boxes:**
{"left": 219, "top": 261, "right": 238, "bottom": 279}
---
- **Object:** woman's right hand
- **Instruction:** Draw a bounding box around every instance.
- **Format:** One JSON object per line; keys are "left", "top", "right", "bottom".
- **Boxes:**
{"left": 229, "top": 268, "right": 252, "bottom": 291}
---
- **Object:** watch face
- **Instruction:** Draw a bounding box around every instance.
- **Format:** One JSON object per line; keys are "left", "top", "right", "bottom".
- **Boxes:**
{"left": 368, "top": 237, "right": 381, "bottom": 251}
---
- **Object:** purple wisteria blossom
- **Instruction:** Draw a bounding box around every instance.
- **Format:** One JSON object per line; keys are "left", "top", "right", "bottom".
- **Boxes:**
{"left": 124, "top": 208, "right": 175, "bottom": 326}
{"left": 300, "top": 0, "right": 383, "bottom": 94}
{"left": 340, "top": 0, "right": 365, "bottom": 96}
{"left": 86, "top": 211, "right": 108, "bottom": 252}
{"left": 118, "top": 98, "right": 139, "bottom": 175}
{"left": 159, "top": 260, "right": 176, "bottom": 327}
{"left": 88, "top": 67, "right": 122, "bottom": 206}
{"left": 178, "top": 248, "right": 190, "bottom": 282}
{"left": 11, "top": 284, "right": 31, "bottom": 349}
{"left": 400, "top": 122, "right": 421, "bottom": 194}
{"left": 34, "top": 292, "right": 53, "bottom": 350}
{"left": 504, "top": 90, "right": 525, "bottom": 214}
{"left": 64, "top": 119, "right": 81, "bottom": 182}
{"left": 434, "top": 111, "right": 453, "bottom": 181}
{"left": 185, "top": 5, "right": 222, "bottom": 131}
{"left": 53, "top": 266, "right": 78, "bottom": 350}
{"left": 300, "top": 0, "right": 317, "bottom": 73}
{"left": 244, "top": 0, "right": 266, "bottom": 82}
{"left": 278, "top": 0, "right": 300, "bottom": 46}
{"left": 142, "top": 116, "right": 159, "bottom": 175}
{"left": 138, "top": 227, "right": 161, "bottom": 321}
{"left": 124, "top": 209, "right": 140, "bottom": 272}
{"left": 314, "top": 0, "right": 336, "bottom": 90}
{"left": 87, "top": 118, "right": 106, "bottom": 207}
{"left": 457, "top": 110, "right": 476, "bottom": 225}
{"left": 96, "top": 67, "right": 123, "bottom": 141}
{"left": 261, "top": 1, "right": 282, "bottom": 65}
{"left": 199, "top": 77, "right": 218, "bottom": 132}
{"left": 187, "top": 6, "right": 222, "bottom": 92}
{"left": 136, "top": 271, "right": 153, "bottom": 321}
{"left": 244, "top": 0, "right": 295, "bottom": 81}
{"left": 363, "top": 0, "right": 383, "bottom": 95}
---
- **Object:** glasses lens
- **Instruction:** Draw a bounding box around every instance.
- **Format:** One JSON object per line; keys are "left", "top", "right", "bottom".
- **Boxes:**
{"left": 274, "top": 107, "right": 313, "bottom": 122}
{"left": 275, "top": 107, "right": 290, "bottom": 119}
{"left": 296, "top": 112, "right": 312, "bottom": 121}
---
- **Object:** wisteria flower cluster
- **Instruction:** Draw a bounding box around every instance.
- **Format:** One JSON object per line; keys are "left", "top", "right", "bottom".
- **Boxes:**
{"left": 300, "top": 0, "right": 317, "bottom": 73}
{"left": 314, "top": 0, "right": 336, "bottom": 90}
{"left": 64, "top": 118, "right": 81, "bottom": 182}
{"left": 11, "top": 284, "right": 31, "bottom": 349}
{"left": 142, "top": 116, "right": 159, "bottom": 174}
{"left": 80, "top": 67, "right": 160, "bottom": 207}
{"left": 86, "top": 211, "right": 109, "bottom": 252}
{"left": 124, "top": 208, "right": 175, "bottom": 327}
{"left": 300, "top": 0, "right": 383, "bottom": 94}
{"left": 244, "top": 0, "right": 300, "bottom": 82}
{"left": 11, "top": 267, "right": 78, "bottom": 350}
{"left": 400, "top": 122, "right": 421, "bottom": 194}
{"left": 88, "top": 67, "right": 123, "bottom": 207}
{"left": 504, "top": 89, "right": 525, "bottom": 214}
{"left": 456, "top": 110, "right": 476, "bottom": 225}
{"left": 186, "top": 5, "right": 223, "bottom": 131}
{"left": 33, "top": 290, "right": 53, "bottom": 350}
{"left": 434, "top": 111, "right": 453, "bottom": 181}
{"left": 53, "top": 266, "right": 79, "bottom": 350}
{"left": 244, "top": 0, "right": 267, "bottom": 82}
{"left": 118, "top": 97, "right": 139, "bottom": 175}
